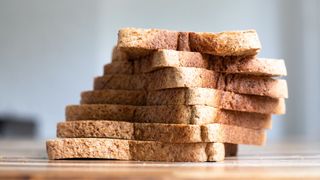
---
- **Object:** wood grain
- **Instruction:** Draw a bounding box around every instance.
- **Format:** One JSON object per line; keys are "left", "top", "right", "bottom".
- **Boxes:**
{"left": 0, "top": 140, "right": 319, "bottom": 179}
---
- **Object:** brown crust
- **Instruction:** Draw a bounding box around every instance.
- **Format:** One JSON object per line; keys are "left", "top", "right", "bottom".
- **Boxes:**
{"left": 95, "top": 67, "right": 288, "bottom": 98}
{"left": 210, "top": 56, "right": 287, "bottom": 76}
{"left": 81, "top": 89, "right": 146, "bottom": 105}
{"left": 108, "top": 48, "right": 287, "bottom": 77}
{"left": 177, "top": 32, "right": 191, "bottom": 51}
{"left": 147, "top": 88, "right": 285, "bottom": 114}
{"left": 117, "top": 28, "right": 261, "bottom": 56}
{"left": 65, "top": 104, "right": 271, "bottom": 130}
{"left": 111, "top": 46, "right": 129, "bottom": 62}
{"left": 81, "top": 88, "right": 285, "bottom": 114}
{"left": 118, "top": 28, "right": 179, "bottom": 57}
{"left": 93, "top": 74, "right": 146, "bottom": 90}
{"left": 103, "top": 61, "right": 134, "bottom": 75}
{"left": 106, "top": 49, "right": 287, "bottom": 77}
{"left": 215, "top": 109, "right": 272, "bottom": 130}
{"left": 189, "top": 30, "right": 261, "bottom": 56}
{"left": 57, "top": 121, "right": 266, "bottom": 145}
{"left": 46, "top": 138, "right": 226, "bottom": 162}
{"left": 217, "top": 74, "right": 288, "bottom": 98}
{"left": 202, "top": 124, "right": 266, "bottom": 145}
{"left": 65, "top": 104, "right": 136, "bottom": 122}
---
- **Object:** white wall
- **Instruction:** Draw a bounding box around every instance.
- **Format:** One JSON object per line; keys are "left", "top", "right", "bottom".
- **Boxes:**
{"left": 0, "top": 0, "right": 318, "bottom": 140}
{"left": 0, "top": 0, "right": 100, "bottom": 138}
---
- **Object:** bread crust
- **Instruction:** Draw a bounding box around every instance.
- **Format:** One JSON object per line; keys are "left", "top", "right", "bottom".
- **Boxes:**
{"left": 65, "top": 104, "right": 272, "bottom": 130}
{"left": 189, "top": 30, "right": 261, "bottom": 56}
{"left": 46, "top": 138, "right": 227, "bottom": 162}
{"left": 107, "top": 48, "right": 286, "bottom": 77}
{"left": 118, "top": 28, "right": 261, "bottom": 56}
{"left": 81, "top": 88, "right": 285, "bottom": 114}
{"left": 57, "top": 120, "right": 266, "bottom": 145}
{"left": 96, "top": 67, "right": 288, "bottom": 98}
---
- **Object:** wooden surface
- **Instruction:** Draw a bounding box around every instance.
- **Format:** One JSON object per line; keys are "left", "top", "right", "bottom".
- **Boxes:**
{"left": 0, "top": 140, "right": 320, "bottom": 179}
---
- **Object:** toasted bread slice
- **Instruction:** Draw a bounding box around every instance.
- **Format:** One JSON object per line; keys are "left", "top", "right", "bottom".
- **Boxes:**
{"left": 106, "top": 49, "right": 286, "bottom": 76}
{"left": 189, "top": 30, "right": 261, "bottom": 56}
{"left": 57, "top": 121, "right": 266, "bottom": 145}
{"left": 47, "top": 138, "right": 237, "bottom": 162}
{"left": 147, "top": 88, "right": 285, "bottom": 114}
{"left": 118, "top": 28, "right": 179, "bottom": 57}
{"left": 95, "top": 67, "right": 288, "bottom": 98}
{"left": 81, "top": 89, "right": 146, "bottom": 105}
{"left": 117, "top": 28, "right": 261, "bottom": 56}
{"left": 65, "top": 104, "right": 271, "bottom": 130}
{"left": 81, "top": 88, "right": 285, "bottom": 114}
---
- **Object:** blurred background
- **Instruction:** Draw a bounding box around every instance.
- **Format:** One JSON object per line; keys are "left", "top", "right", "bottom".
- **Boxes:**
{"left": 0, "top": 0, "right": 319, "bottom": 141}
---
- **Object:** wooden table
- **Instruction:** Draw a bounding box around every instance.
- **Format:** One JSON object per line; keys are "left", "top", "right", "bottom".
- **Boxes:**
{"left": 0, "top": 140, "right": 319, "bottom": 179}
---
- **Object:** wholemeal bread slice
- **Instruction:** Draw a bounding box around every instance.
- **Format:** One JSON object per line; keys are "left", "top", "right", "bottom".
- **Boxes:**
{"left": 81, "top": 89, "right": 146, "bottom": 105}
{"left": 57, "top": 121, "right": 266, "bottom": 145}
{"left": 104, "top": 61, "right": 134, "bottom": 74}
{"left": 188, "top": 30, "right": 261, "bottom": 56}
{"left": 46, "top": 138, "right": 229, "bottom": 162}
{"left": 81, "top": 88, "right": 285, "bottom": 114}
{"left": 105, "top": 49, "right": 287, "bottom": 77}
{"left": 95, "top": 67, "right": 288, "bottom": 98}
{"left": 210, "top": 56, "right": 287, "bottom": 77}
{"left": 118, "top": 28, "right": 179, "bottom": 58}
{"left": 117, "top": 28, "right": 261, "bottom": 56}
{"left": 111, "top": 46, "right": 129, "bottom": 63}
{"left": 147, "top": 88, "right": 285, "bottom": 114}
{"left": 65, "top": 104, "right": 272, "bottom": 130}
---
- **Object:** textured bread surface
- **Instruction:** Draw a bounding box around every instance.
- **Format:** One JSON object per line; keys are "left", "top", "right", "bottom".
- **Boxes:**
{"left": 65, "top": 104, "right": 272, "bottom": 130}
{"left": 81, "top": 88, "right": 285, "bottom": 114}
{"left": 47, "top": 27, "right": 288, "bottom": 162}
{"left": 96, "top": 67, "right": 288, "bottom": 98}
{"left": 46, "top": 138, "right": 227, "bottom": 162}
{"left": 147, "top": 88, "right": 285, "bottom": 114}
{"left": 81, "top": 89, "right": 146, "bottom": 105}
{"left": 211, "top": 56, "right": 287, "bottom": 76}
{"left": 188, "top": 30, "right": 261, "bottom": 56}
{"left": 118, "top": 28, "right": 261, "bottom": 56}
{"left": 57, "top": 120, "right": 266, "bottom": 145}
{"left": 106, "top": 49, "right": 287, "bottom": 77}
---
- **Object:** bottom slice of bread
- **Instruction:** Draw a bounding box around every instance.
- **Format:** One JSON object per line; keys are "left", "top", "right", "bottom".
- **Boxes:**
{"left": 46, "top": 138, "right": 237, "bottom": 162}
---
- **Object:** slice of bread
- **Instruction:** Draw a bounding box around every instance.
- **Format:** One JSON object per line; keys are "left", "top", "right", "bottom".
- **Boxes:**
{"left": 81, "top": 88, "right": 285, "bottom": 114}
{"left": 104, "top": 61, "right": 134, "bottom": 74}
{"left": 57, "top": 121, "right": 266, "bottom": 145}
{"left": 147, "top": 88, "right": 285, "bottom": 114}
{"left": 65, "top": 104, "right": 272, "bottom": 130}
{"left": 117, "top": 28, "right": 261, "bottom": 56}
{"left": 118, "top": 28, "right": 179, "bottom": 57}
{"left": 81, "top": 89, "right": 146, "bottom": 105}
{"left": 189, "top": 30, "right": 261, "bottom": 56}
{"left": 111, "top": 46, "right": 129, "bottom": 63}
{"left": 211, "top": 56, "right": 287, "bottom": 77}
{"left": 95, "top": 67, "right": 288, "bottom": 98}
{"left": 107, "top": 49, "right": 287, "bottom": 77}
{"left": 94, "top": 74, "right": 146, "bottom": 90}
{"left": 47, "top": 138, "right": 237, "bottom": 161}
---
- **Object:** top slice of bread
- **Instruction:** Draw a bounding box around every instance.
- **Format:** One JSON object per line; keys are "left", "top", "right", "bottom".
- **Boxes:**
{"left": 189, "top": 30, "right": 261, "bottom": 56}
{"left": 117, "top": 28, "right": 261, "bottom": 57}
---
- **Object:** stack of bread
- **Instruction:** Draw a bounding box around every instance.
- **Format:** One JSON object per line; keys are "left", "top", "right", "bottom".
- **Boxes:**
{"left": 47, "top": 28, "right": 287, "bottom": 162}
